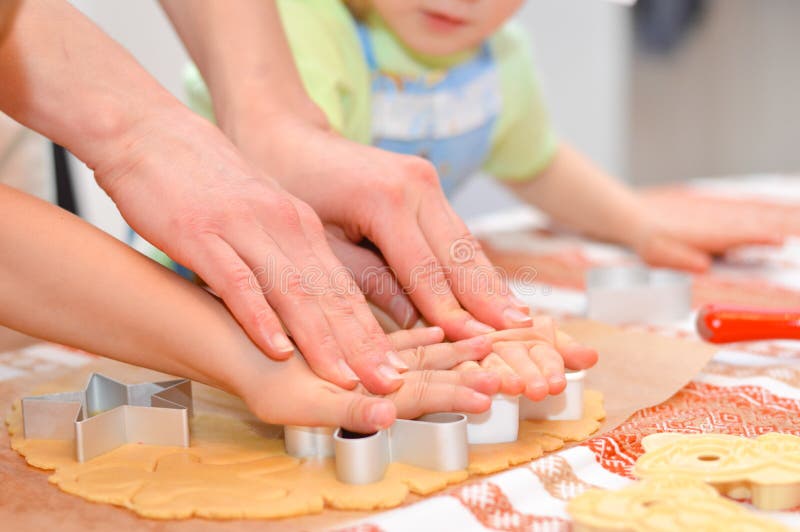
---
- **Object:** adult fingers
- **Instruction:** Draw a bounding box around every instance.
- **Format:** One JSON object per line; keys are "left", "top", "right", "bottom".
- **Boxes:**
{"left": 373, "top": 211, "right": 496, "bottom": 340}
{"left": 233, "top": 215, "right": 401, "bottom": 394}
{"left": 187, "top": 234, "right": 295, "bottom": 360}
{"left": 418, "top": 196, "right": 533, "bottom": 331}
{"left": 232, "top": 228, "right": 375, "bottom": 390}
{"left": 290, "top": 204, "right": 404, "bottom": 394}
{"left": 326, "top": 227, "right": 419, "bottom": 328}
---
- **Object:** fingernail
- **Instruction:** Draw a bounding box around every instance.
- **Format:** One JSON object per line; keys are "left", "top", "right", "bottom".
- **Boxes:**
{"left": 503, "top": 307, "right": 532, "bottom": 325}
{"left": 377, "top": 364, "right": 402, "bottom": 384}
{"left": 337, "top": 359, "right": 360, "bottom": 383}
{"left": 387, "top": 351, "right": 409, "bottom": 371}
{"left": 526, "top": 381, "right": 549, "bottom": 398}
{"left": 390, "top": 296, "right": 416, "bottom": 328}
{"left": 272, "top": 333, "right": 295, "bottom": 354}
{"left": 464, "top": 335, "right": 490, "bottom": 347}
{"left": 427, "top": 326, "right": 445, "bottom": 337}
{"left": 367, "top": 402, "right": 394, "bottom": 429}
{"left": 509, "top": 294, "right": 528, "bottom": 308}
{"left": 466, "top": 319, "right": 495, "bottom": 335}
{"left": 549, "top": 374, "right": 566, "bottom": 388}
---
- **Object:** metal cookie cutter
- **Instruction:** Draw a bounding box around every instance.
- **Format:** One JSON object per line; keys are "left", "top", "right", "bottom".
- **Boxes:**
{"left": 467, "top": 369, "right": 586, "bottom": 444}
{"left": 285, "top": 370, "right": 587, "bottom": 482}
{"left": 285, "top": 413, "right": 468, "bottom": 485}
{"left": 21, "top": 373, "right": 193, "bottom": 462}
{"left": 586, "top": 265, "right": 692, "bottom": 324}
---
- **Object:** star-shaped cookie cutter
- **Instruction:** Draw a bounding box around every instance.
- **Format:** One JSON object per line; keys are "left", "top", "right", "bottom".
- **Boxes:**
{"left": 284, "top": 369, "right": 586, "bottom": 484}
{"left": 21, "top": 373, "right": 193, "bottom": 462}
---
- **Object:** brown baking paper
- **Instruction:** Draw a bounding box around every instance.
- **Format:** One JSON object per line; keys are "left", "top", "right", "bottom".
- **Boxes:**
{"left": 559, "top": 319, "right": 718, "bottom": 432}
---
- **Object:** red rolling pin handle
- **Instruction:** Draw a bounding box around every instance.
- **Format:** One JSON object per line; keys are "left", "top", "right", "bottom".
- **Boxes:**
{"left": 696, "top": 304, "right": 800, "bottom": 344}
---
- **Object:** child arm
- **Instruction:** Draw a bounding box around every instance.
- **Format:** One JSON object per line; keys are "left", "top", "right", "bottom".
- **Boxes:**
{"left": 504, "top": 143, "right": 782, "bottom": 272}
{"left": 0, "top": 184, "right": 500, "bottom": 431}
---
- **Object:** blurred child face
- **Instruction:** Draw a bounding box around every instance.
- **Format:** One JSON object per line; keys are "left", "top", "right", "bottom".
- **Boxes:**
{"left": 371, "top": 0, "right": 524, "bottom": 56}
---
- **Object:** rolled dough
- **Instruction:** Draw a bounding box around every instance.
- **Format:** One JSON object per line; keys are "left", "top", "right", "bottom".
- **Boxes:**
{"left": 7, "top": 382, "right": 604, "bottom": 519}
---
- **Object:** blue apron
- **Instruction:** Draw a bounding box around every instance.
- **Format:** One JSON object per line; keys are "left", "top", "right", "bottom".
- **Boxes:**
{"left": 356, "top": 25, "right": 502, "bottom": 196}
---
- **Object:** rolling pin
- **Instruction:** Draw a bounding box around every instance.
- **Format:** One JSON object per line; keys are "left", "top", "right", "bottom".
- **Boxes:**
{"left": 696, "top": 304, "right": 800, "bottom": 343}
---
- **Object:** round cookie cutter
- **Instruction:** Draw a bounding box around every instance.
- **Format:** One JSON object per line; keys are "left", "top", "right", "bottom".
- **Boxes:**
{"left": 586, "top": 265, "right": 692, "bottom": 324}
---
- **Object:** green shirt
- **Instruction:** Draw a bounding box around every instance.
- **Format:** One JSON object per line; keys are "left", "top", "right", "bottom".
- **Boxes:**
{"left": 185, "top": 0, "right": 557, "bottom": 181}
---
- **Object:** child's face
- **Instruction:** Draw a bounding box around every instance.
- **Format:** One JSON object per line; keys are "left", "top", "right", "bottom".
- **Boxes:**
{"left": 371, "top": 0, "right": 524, "bottom": 56}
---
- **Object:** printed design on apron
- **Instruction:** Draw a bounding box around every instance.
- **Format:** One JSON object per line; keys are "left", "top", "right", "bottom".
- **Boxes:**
{"left": 356, "top": 25, "right": 502, "bottom": 196}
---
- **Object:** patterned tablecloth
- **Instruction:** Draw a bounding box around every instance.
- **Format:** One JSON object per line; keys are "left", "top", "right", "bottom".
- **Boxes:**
{"left": 3, "top": 175, "right": 800, "bottom": 530}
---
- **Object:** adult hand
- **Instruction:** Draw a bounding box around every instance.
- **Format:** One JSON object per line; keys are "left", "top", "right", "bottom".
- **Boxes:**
{"left": 232, "top": 116, "right": 534, "bottom": 341}
{"left": 98, "top": 108, "right": 407, "bottom": 395}
{"left": 0, "top": 0, "right": 418, "bottom": 395}
{"left": 325, "top": 225, "right": 418, "bottom": 329}
{"left": 159, "top": 1, "right": 531, "bottom": 340}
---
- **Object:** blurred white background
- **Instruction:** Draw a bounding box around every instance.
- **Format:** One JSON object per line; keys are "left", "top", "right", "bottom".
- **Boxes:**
{"left": 10, "top": 0, "right": 800, "bottom": 238}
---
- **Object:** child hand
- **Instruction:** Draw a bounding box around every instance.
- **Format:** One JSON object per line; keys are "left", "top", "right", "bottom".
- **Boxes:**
{"left": 239, "top": 326, "right": 500, "bottom": 434}
{"left": 632, "top": 216, "right": 784, "bottom": 273}
{"left": 454, "top": 353, "right": 526, "bottom": 397}
{"left": 454, "top": 316, "right": 598, "bottom": 401}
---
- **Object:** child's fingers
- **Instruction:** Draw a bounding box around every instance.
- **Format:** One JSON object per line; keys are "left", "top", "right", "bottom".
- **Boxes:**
{"left": 640, "top": 234, "right": 710, "bottom": 273}
{"left": 397, "top": 335, "right": 493, "bottom": 370}
{"left": 289, "top": 391, "right": 398, "bottom": 434}
{"left": 486, "top": 326, "right": 548, "bottom": 343}
{"left": 528, "top": 342, "right": 566, "bottom": 395}
{"left": 672, "top": 224, "right": 785, "bottom": 253}
{"left": 453, "top": 360, "right": 481, "bottom": 371}
{"left": 480, "top": 353, "right": 525, "bottom": 395}
{"left": 486, "top": 315, "right": 556, "bottom": 344}
{"left": 389, "top": 369, "right": 500, "bottom": 419}
{"left": 493, "top": 341, "right": 549, "bottom": 401}
{"left": 531, "top": 314, "right": 557, "bottom": 344}
{"left": 555, "top": 330, "right": 599, "bottom": 370}
{"left": 388, "top": 326, "right": 445, "bottom": 351}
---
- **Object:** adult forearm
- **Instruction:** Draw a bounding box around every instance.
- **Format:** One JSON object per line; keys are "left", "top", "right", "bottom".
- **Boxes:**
{"left": 0, "top": 0, "right": 182, "bottom": 181}
{"left": 159, "top": 0, "right": 326, "bottom": 141}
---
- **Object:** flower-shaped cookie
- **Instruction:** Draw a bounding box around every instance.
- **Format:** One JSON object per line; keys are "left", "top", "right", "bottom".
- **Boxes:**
{"left": 568, "top": 474, "right": 786, "bottom": 531}
{"left": 636, "top": 432, "right": 800, "bottom": 511}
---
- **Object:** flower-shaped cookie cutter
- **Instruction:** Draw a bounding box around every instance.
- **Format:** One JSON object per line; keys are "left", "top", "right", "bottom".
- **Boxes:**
{"left": 586, "top": 265, "right": 692, "bottom": 324}
{"left": 21, "top": 373, "right": 193, "bottom": 462}
{"left": 285, "top": 369, "right": 586, "bottom": 484}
